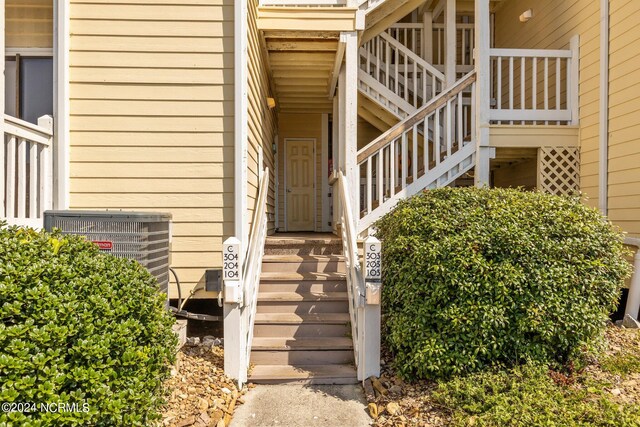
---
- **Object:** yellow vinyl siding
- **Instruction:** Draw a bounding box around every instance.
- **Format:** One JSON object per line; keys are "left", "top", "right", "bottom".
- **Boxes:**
{"left": 607, "top": 0, "right": 640, "bottom": 237}
{"left": 494, "top": 0, "right": 600, "bottom": 209}
{"left": 277, "top": 113, "right": 323, "bottom": 231}
{"left": 493, "top": 159, "right": 537, "bottom": 190}
{"left": 5, "top": 0, "right": 53, "bottom": 48}
{"left": 247, "top": 0, "right": 277, "bottom": 235}
{"left": 69, "top": 0, "right": 234, "bottom": 298}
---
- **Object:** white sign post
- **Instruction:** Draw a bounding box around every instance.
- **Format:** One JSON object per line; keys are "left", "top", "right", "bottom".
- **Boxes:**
{"left": 363, "top": 236, "right": 381, "bottom": 305}
{"left": 223, "top": 237, "right": 242, "bottom": 304}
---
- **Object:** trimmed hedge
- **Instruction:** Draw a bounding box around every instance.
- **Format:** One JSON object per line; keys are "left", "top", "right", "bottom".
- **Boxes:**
{"left": 376, "top": 187, "right": 631, "bottom": 380}
{"left": 0, "top": 223, "right": 177, "bottom": 426}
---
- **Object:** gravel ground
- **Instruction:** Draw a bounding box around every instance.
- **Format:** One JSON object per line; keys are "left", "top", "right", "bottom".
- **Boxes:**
{"left": 364, "top": 324, "right": 640, "bottom": 426}
{"left": 160, "top": 338, "right": 249, "bottom": 427}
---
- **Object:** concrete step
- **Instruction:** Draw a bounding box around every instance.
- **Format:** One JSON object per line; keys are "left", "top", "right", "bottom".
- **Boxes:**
{"left": 250, "top": 349, "right": 354, "bottom": 366}
{"left": 248, "top": 364, "right": 358, "bottom": 385}
{"left": 253, "top": 312, "right": 351, "bottom": 338}
{"left": 261, "top": 255, "right": 346, "bottom": 274}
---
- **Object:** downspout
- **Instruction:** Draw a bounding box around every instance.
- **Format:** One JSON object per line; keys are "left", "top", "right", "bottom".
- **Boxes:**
{"left": 598, "top": 0, "right": 609, "bottom": 215}
{"left": 625, "top": 238, "right": 640, "bottom": 321}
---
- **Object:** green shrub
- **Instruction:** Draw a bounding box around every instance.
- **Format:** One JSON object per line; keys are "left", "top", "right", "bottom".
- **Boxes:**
{"left": 0, "top": 222, "right": 177, "bottom": 426}
{"left": 376, "top": 187, "right": 631, "bottom": 380}
{"left": 433, "top": 362, "right": 640, "bottom": 426}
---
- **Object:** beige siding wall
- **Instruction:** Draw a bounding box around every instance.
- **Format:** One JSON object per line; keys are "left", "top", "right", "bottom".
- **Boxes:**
{"left": 494, "top": 0, "right": 601, "bottom": 209}
{"left": 69, "top": 0, "right": 234, "bottom": 298}
{"left": 493, "top": 159, "right": 537, "bottom": 190}
{"left": 277, "top": 113, "right": 323, "bottom": 231}
{"left": 247, "top": 0, "right": 277, "bottom": 235}
{"left": 5, "top": 0, "right": 53, "bottom": 48}
{"left": 358, "top": 117, "right": 382, "bottom": 150}
{"left": 608, "top": 1, "right": 640, "bottom": 237}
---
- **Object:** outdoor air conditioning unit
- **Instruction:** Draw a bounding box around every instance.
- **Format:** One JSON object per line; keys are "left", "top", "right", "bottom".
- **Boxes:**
{"left": 44, "top": 211, "right": 172, "bottom": 297}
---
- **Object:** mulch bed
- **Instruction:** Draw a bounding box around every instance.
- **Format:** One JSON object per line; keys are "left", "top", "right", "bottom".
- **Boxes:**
{"left": 160, "top": 339, "right": 250, "bottom": 427}
{"left": 364, "top": 324, "right": 640, "bottom": 426}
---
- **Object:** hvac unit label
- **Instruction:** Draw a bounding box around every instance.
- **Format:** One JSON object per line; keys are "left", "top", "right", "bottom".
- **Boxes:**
{"left": 92, "top": 241, "right": 113, "bottom": 252}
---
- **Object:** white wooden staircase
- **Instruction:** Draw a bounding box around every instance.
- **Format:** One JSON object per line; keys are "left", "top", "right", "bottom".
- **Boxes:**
{"left": 356, "top": 30, "right": 478, "bottom": 233}
{"left": 249, "top": 234, "right": 358, "bottom": 384}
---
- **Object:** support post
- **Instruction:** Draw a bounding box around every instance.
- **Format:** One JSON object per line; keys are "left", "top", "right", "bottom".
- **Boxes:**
{"left": 599, "top": 0, "right": 609, "bottom": 215}
{"left": 423, "top": 11, "right": 433, "bottom": 63}
{"left": 0, "top": 0, "right": 5, "bottom": 218}
{"left": 234, "top": 0, "right": 249, "bottom": 249}
{"left": 223, "top": 237, "right": 247, "bottom": 387}
{"left": 360, "top": 236, "right": 382, "bottom": 380}
{"left": 38, "top": 116, "right": 54, "bottom": 213}
{"left": 474, "top": 0, "right": 491, "bottom": 187}
{"left": 332, "top": 95, "right": 341, "bottom": 233}
{"left": 444, "top": 0, "right": 456, "bottom": 87}
{"left": 339, "top": 31, "right": 359, "bottom": 227}
{"left": 54, "top": 0, "right": 70, "bottom": 210}
{"left": 625, "top": 239, "right": 640, "bottom": 321}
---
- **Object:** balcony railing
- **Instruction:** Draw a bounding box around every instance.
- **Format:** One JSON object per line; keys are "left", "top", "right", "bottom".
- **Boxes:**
{"left": 1, "top": 115, "right": 54, "bottom": 228}
{"left": 489, "top": 38, "right": 579, "bottom": 125}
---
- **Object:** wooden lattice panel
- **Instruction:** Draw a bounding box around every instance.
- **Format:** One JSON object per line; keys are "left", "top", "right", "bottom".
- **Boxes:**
{"left": 537, "top": 147, "right": 580, "bottom": 196}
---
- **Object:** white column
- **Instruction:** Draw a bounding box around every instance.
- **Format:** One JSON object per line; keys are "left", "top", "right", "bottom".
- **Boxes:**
{"left": 423, "top": 11, "right": 433, "bottom": 63}
{"left": 1, "top": 0, "right": 5, "bottom": 218}
{"left": 339, "top": 31, "right": 359, "bottom": 225}
{"left": 332, "top": 95, "right": 341, "bottom": 233}
{"left": 625, "top": 243, "right": 640, "bottom": 321}
{"left": 234, "top": 0, "right": 249, "bottom": 248}
{"left": 360, "top": 236, "right": 382, "bottom": 380}
{"left": 474, "top": 0, "right": 491, "bottom": 186}
{"left": 444, "top": 0, "right": 457, "bottom": 87}
{"left": 54, "top": 0, "right": 70, "bottom": 210}
{"left": 223, "top": 237, "right": 247, "bottom": 386}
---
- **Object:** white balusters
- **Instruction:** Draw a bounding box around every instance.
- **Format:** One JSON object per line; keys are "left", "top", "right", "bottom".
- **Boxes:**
{"left": 360, "top": 32, "right": 445, "bottom": 113}
{"left": 357, "top": 73, "right": 477, "bottom": 232}
{"left": 489, "top": 46, "right": 578, "bottom": 125}
{"left": 2, "top": 115, "right": 53, "bottom": 228}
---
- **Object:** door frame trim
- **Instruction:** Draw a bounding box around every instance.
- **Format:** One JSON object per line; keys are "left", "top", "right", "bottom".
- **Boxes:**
{"left": 283, "top": 138, "right": 317, "bottom": 232}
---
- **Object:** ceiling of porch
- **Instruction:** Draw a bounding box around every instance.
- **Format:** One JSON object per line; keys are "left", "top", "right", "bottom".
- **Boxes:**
{"left": 262, "top": 31, "right": 340, "bottom": 114}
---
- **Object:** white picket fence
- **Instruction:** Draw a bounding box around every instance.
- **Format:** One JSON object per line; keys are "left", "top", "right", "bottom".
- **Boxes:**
{"left": 1, "top": 115, "right": 53, "bottom": 228}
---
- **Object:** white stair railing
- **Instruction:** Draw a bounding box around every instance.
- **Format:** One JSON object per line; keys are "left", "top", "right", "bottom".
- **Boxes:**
{"left": 432, "top": 23, "right": 475, "bottom": 73}
{"left": 1, "top": 115, "right": 54, "bottom": 229}
{"left": 242, "top": 166, "right": 270, "bottom": 374}
{"left": 360, "top": 32, "right": 445, "bottom": 111}
{"left": 357, "top": 72, "right": 477, "bottom": 233}
{"left": 386, "top": 23, "right": 422, "bottom": 58}
{"left": 336, "top": 170, "right": 366, "bottom": 377}
{"left": 489, "top": 38, "right": 579, "bottom": 125}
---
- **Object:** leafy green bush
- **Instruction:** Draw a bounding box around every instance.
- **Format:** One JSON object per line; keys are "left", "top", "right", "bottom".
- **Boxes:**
{"left": 0, "top": 222, "right": 177, "bottom": 426}
{"left": 376, "top": 187, "right": 631, "bottom": 379}
{"left": 433, "top": 362, "right": 640, "bottom": 426}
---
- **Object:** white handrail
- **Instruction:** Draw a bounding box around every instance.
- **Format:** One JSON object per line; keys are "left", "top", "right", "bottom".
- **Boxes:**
{"left": 357, "top": 72, "right": 477, "bottom": 232}
{"left": 488, "top": 39, "right": 579, "bottom": 126}
{"left": 360, "top": 32, "right": 445, "bottom": 112}
{"left": 2, "top": 115, "right": 54, "bottom": 229}
{"left": 336, "top": 170, "right": 365, "bottom": 373}
{"left": 242, "top": 166, "right": 270, "bottom": 372}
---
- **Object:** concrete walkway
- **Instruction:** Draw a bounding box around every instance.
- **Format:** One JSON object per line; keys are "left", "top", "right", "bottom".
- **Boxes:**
{"left": 231, "top": 384, "right": 372, "bottom": 427}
